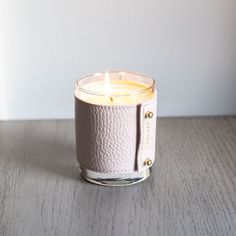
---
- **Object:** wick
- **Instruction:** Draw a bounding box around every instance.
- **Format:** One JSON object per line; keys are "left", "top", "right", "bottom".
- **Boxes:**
{"left": 109, "top": 96, "right": 113, "bottom": 102}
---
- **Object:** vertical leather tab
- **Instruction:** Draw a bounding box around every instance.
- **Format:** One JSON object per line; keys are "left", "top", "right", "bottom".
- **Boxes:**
{"left": 136, "top": 91, "right": 157, "bottom": 172}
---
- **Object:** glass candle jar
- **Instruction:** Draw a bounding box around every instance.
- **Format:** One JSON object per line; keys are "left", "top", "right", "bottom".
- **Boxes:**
{"left": 75, "top": 71, "right": 157, "bottom": 186}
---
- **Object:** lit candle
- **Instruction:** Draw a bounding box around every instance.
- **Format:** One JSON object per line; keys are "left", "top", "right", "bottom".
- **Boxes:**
{"left": 75, "top": 71, "right": 157, "bottom": 186}
{"left": 75, "top": 71, "right": 155, "bottom": 105}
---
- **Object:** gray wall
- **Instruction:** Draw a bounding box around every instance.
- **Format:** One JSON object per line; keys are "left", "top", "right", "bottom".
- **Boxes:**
{"left": 1, "top": 0, "right": 236, "bottom": 119}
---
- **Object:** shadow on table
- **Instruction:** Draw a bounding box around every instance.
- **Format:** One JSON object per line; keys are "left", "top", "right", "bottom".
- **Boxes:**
{"left": 12, "top": 121, "right": 83, "bottom": 181}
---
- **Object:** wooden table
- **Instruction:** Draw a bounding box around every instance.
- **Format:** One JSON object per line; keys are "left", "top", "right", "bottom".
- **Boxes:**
{"left": 0, "top": 117, "right": 236, "bottom": 236}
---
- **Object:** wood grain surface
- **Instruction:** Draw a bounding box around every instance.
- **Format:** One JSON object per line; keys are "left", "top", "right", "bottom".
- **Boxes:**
{"left": 0, "top": 117, "right": 236, "bottom": 236}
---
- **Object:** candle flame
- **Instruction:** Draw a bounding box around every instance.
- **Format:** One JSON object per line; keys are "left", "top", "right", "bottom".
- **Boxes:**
{"left": 104, "top": 72, "right": 113, "bottom": 102}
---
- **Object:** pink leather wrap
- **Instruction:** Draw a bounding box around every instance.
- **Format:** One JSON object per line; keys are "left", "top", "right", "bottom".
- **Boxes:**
{"left": 75, "top": 91, "right": 157, "bottom": 174}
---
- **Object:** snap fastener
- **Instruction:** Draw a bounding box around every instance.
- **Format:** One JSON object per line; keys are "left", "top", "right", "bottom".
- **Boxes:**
{"left": 145, "top": 111, "right": 153, "bottom": 119}
{"left": 144, "top": 159, "right": 152, "bottom": 166}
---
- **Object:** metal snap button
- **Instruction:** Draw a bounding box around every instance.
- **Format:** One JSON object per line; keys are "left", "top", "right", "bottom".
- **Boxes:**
{"left": 144, "top": 159, "right": 152, "bottom": 166}
{"left": 145, "top": 111, "right": 153, "bottom": 119}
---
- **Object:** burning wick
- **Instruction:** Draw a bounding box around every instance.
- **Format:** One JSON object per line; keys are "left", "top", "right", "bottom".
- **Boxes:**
{"left": 104, "top": 72, "right": 113, "bottom": 103}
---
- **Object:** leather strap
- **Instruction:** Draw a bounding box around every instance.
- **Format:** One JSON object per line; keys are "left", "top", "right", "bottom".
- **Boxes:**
{"left": 75, "top": 91, "right": 157, "bottom": 174}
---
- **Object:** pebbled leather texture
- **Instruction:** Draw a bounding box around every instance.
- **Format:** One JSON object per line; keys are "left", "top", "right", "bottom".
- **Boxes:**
{"left": 75, "top": 91, "right": 157, "bottom": 174}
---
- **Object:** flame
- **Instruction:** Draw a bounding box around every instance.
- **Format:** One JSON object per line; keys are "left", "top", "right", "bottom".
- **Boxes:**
{"left": 104, "top": 72, "right": 112, "bottom": 97}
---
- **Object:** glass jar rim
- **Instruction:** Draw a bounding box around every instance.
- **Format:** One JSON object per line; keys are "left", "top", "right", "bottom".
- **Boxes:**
{"left": 76, "top": 70, "right": 156, "bottom": 97}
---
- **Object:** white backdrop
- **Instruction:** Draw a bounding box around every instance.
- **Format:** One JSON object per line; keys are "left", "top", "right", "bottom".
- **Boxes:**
{"left": 1, "top": 0, "right": 236, "bottom": 120}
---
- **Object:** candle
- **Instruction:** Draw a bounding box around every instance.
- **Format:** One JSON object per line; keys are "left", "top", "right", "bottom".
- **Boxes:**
{"left": 75, "top": 71, "right": 155, "bottom": 105}
{"left": 75, "top": 71, "right": 157, "bottom": 186}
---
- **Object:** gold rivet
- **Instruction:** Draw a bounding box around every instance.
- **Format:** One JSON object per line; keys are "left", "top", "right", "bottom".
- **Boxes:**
{"left": 145, "top": 111, "right": 153, "bottom": 119}
{"left": 144, "top": 159, "right": 152, "bottom": 166}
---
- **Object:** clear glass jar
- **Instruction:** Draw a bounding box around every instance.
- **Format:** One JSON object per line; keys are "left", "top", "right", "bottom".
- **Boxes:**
{"left": 75, "top": 71, "right": 156, "bottom": 186}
